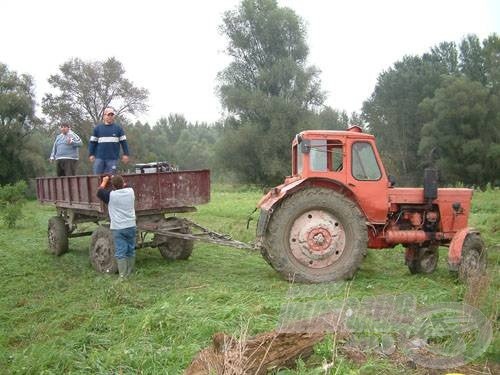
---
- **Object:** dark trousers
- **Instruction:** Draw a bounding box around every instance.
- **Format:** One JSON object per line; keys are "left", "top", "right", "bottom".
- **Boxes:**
{"left": 57, "top": 159, "right": 78, "bottom": 176}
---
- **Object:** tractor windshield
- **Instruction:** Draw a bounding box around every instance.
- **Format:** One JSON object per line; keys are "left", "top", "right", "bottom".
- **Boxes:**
{"left": 351, "top": 142, "right": 381, "bottom": 180}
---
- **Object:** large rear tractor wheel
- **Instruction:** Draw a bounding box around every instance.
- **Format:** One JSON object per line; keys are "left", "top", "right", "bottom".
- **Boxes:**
{"left": 48, "top": 216, "right": 68, "bottom": 256}
{"left": 405, "top": 245, "right": 439, "bottom": 274}
{"left": 155, "top": 217, "right": 194, "bottom": 260}
{"left": 262, "top": 188, "right": 368, "bottom": 283}
{"left": 459, "top": 233, "right": 487, "bottom": 281}
{"left": 89, "top": 226, "right": 117, "bottom": 273}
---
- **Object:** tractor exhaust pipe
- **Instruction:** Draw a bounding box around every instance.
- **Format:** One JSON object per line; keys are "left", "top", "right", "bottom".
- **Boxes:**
{"left": 424, "top": 168, "right": 438, "bottom": 203}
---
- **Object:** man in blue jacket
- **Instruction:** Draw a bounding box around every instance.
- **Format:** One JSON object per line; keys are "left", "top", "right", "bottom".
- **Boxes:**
{"left": 88, "top": 107, "right": 130, "bottom": 174}
{"left": 49, "top": 123, "right": 83, "bottom": 176}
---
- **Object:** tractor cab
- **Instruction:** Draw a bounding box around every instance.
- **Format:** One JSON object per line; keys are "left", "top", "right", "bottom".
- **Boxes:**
{"left": 287, "top": 126, "right": 391, "bottom": 223}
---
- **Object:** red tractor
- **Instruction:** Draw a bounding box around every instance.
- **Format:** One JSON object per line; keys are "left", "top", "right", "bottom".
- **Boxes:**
{"left": 256, "top": 126, "right": 487, "bottom": 283}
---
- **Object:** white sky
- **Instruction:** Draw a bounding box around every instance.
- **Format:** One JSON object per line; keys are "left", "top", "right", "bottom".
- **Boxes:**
{"left": 2, "top": 0, "right": 499, "bottom": 125}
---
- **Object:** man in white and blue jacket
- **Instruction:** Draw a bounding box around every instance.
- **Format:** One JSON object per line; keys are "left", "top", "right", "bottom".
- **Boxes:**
{"left": 97, "top": 175, "right": 137, "bottom": 278}
{"left": 88, "top": 107, "right": 130, "bottom": 174}
{"left": 49, "top": 123, "right": 83, "bottom": 176}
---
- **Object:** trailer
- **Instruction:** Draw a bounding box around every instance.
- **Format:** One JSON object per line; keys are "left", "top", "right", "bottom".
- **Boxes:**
{"left": 36, "top": 168, "right": 251, "bottom": 273}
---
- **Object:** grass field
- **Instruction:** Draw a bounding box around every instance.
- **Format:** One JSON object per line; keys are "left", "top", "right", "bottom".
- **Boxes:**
{"left": 0, "top": 185, "right": 498, "bottom": 374}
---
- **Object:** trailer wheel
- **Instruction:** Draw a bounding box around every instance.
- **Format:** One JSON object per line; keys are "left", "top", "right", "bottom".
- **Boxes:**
{"left": 262, "top": 187, "right": 367, "bottom": 283}
{"left": 48, "top": 216, "right": 68, "bottom": 256}
{"left": 406, "top": 245, "right": 439, "bottom": 274}
{"left": 459, "top": 233, "right": 486, "bottom": 281}
{"left": 89, "top": 226, "right": 117, "bottom": 273}
{"left": 156, "top": 218, "right": 194, "bottom": 260}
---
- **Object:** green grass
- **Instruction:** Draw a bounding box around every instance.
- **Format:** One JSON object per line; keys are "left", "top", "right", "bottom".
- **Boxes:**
{"left": 0, "top": 186, "right": 498, "bottom": 374}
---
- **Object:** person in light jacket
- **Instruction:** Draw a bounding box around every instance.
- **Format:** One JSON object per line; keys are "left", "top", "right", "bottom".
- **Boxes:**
{"left": 97, "top": 175, "right": 136, "bottom": 278}
{"left": 49, "top": 123, "right": 83, "bottom": 176}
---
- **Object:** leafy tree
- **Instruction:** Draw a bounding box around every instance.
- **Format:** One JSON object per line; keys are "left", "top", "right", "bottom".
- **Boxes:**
{"left": 118, "top": 116, "right": 220, "bottom": 174}
{"left": 419, "top": 76, "right": 498, "bottom": 186}
{"left": 362, "top": 55, "right": 447, "bottom": 184}
{"left": 429, "top": 41, "right": 459, "bottom": 74}
{"left": 42, "top": 57, "right": 149, "bottom": 141}
{"left": 153, "top": 114, "right": 190, "bottom": 146}
{"left": 459, "top": 34, "right": 487, "bottom": 85}
{"left": 363, "top": 34, "right": 499, "bottom": 186}
{"left": 482, "top": 34, "right": 500, "bottom": 94}
{"left": 0, "top": 63, "right": 40, "bottom": 184}
{"left": 216, "top": 0, "right": 325, "bottom": 184}
{"left": 214, "top": 123, "right": 263, "bottom": 183}
{"left": 174, "top": 125, "right": 218, "bottom": 170}
{"left": 218, "top": 0, "right": 324, "bottom": 118}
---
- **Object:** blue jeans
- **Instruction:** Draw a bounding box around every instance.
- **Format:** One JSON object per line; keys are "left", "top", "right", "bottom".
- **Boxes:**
{"left": 93, "top": 158, "right": 118, "bottom": 174}
{"left": 112, "top": 226, "right": 136, "bottom": 259}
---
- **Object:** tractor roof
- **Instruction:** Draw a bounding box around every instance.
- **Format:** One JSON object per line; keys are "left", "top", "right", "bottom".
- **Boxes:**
{"left": 297, "top": 127, "right": 375, "bottom": 141}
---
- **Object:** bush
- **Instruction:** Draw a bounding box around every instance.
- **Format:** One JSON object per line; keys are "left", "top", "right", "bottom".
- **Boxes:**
{"left": 0, "top": 180, "right": 27, "bottom": 228}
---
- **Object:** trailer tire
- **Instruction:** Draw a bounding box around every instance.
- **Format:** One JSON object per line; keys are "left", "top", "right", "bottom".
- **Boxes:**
{"left": 90, "top": 226, "right": 117, "bottom": 274}
{"left": 48, "top": 216, "right": 68, "bottom": 256}
{"left": 159, "top": 238, "right": 194, "bottom": 260}
{"left": 156, "top": 218, "right": 194, "bottom": 260}
{"left": 406, "top": 245, "right": 439, "bottom": 274}
{"left": 262, "top": 187, "right": 367, "bottom": 283}
{"left": 459, "top": 233, "right": 487, "bottom": 281}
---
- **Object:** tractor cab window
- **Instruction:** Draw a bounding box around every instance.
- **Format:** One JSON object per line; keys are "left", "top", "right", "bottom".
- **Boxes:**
{"left": 310, "top": 140, "right": 327, "bottom": 171}
{"left": 309, "top": 139, "right": 344, "bottom": 172}
{"left": 351, "top": 142, "right": 381, "bottom": 180}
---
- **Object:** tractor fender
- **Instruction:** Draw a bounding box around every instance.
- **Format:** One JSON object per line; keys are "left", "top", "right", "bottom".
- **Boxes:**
{"left": 256, "top": 178, "right": 358, "bottom": 237}
{"left": 448, "top": 227, "right": 480, "bottom": 270}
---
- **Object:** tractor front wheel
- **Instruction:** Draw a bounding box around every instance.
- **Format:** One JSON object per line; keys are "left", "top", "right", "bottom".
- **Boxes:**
{"left": 459, "top": 233, "right": 487, "bottom": 281}
{"left": 262, "top": 187, "right": 367, "bottom": 283}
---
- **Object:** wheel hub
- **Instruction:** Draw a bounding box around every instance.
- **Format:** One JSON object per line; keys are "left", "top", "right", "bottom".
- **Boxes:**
{"left": 289, "top": 209, "right": 346, "bottom": 269}
{"left": 307, "top": 228, "right": 332, "bottom": 253}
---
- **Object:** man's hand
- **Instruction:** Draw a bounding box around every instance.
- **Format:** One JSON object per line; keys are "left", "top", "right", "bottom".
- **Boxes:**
{"left": 89, "top": 155, "right": 95, "bottom": 162}
{"left": 99, "top": 175, "right": 110, "bottom": 189}
{"left": 122, "top": 155, "right": 129, "bottom": 164}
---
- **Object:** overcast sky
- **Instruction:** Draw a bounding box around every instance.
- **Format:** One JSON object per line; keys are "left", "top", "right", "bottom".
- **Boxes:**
{"left": 2, "top": 0, "right": 499, "bottom": 125}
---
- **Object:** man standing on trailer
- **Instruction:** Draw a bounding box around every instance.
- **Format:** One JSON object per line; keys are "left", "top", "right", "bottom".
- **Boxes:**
{"left": 88, "top": 107, "right": 130, "bottom": 174}
{"left": 49, "top": 123, "right": 83, "bottom": 176}
{"left": 97, "top": 174, "right": 137, "bottom": 278}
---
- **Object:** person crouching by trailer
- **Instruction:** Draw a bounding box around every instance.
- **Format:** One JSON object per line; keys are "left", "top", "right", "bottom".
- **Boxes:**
{"left": 97, "top": 175, "right": 136, "bottom": 278}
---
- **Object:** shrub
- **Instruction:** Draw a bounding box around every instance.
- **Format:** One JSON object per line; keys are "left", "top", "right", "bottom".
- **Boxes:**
{"left": 0, "top": 180, "right": 27, "bottom": 228}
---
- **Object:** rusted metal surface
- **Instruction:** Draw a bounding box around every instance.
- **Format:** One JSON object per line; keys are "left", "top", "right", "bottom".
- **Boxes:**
{"left": 289, "top": 209, "right": 346, "bottom": 269}
{"left": 385, "top": 230, "right": 429, "bottom": 244}
{"left": 36, "top": 170, "right": 210, "bottom": 215}
{"left": 140, "top": 218, "right": 254, "bottom": 250}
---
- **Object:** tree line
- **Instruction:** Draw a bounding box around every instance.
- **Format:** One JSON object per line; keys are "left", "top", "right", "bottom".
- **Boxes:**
{"left": 1, "top": 0, "right": 498, "bottom": 189}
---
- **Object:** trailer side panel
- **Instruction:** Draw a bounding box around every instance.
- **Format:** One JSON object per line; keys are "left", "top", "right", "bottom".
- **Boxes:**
{"left": 36, "top": 170, "right": 210, "bottom": 215}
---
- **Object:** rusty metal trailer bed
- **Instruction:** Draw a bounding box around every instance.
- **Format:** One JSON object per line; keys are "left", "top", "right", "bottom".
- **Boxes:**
{"left": 36, "top": 169, "right": 251, "bottom": 273}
